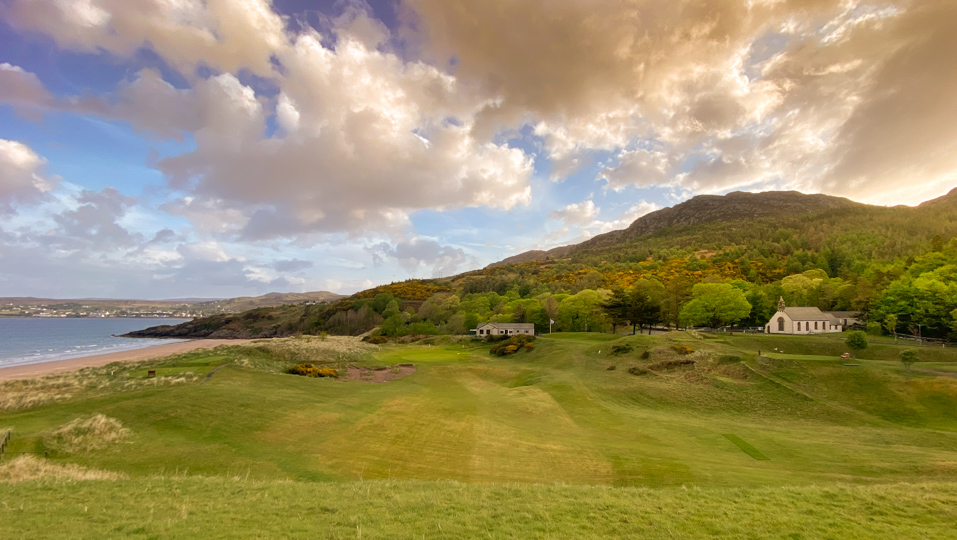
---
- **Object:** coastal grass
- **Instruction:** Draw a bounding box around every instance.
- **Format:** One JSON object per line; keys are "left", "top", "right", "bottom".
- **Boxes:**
{"left": 2, "top": 333, "right": 957, "bottom": 536}
{"left": 2, "top": 477, "right": 957, "bottom": 539}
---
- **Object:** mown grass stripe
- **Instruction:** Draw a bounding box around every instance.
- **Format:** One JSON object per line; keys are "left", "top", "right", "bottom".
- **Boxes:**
{"left": 723, "top": 434, "right": 770, "bottom": 460}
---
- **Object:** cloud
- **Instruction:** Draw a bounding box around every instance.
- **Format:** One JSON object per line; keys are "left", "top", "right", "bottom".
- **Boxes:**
{"left": 150, "top": 25, "right": 532, "bottom": 239}
{"left": 545, "top": 199, "right": 659, "bottom": 245}
{"left": 0, "top": 63, "right": 55, "bottom": 110}
{"left": 273, "top": 259, "right": 313, "bottom": 272}
{"left": 50, "top": 187, "right": 139, "bottom": 250}
{"left": 0, "top": 139, "right": 56, "bottom": 212}
{"left": 4, "top": 0, "right": 288, "bottom": 76}
{"left": 405, "top": 0, "right": 957, "bottom": 204}
{"left": 369, "top": 237, "right": 475, "bottom": 277}
{"left": 548, "top": 200, "right": 598, "bottom": 227}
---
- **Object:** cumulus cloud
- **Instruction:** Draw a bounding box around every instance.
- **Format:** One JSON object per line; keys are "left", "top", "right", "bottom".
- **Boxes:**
{"left": 369, "top": 237, "right": 475, "bottom": 277}
{"left": 4, "top": 0, "right": 288, "bottom": 76}
{"left": 50, "top": 187, "right": 139, "bottom": 250}
{"left": 0, "top": 63, "right": 56, "bottom": 110}
{"left": 150, "top": 25, "right": 532, "bottom": 239}
{"left": 0, "top": 139, "right": 56, "bottom": 212}
{"left": 406, "top": 0, "right": 957, "bottom": 204}
{"left": 548, "top": 200, "right": 598, "bottom": 227}
{"left": 546, "top": 199, "right": 659, "bottom": 245}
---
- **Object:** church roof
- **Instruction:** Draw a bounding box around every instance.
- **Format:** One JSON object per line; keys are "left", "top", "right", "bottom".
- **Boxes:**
{"left": 783, "top": 307, "right": 837, "bottom": 322}
{"left": 825, "top": 311, "right": 861, "bottom": 318}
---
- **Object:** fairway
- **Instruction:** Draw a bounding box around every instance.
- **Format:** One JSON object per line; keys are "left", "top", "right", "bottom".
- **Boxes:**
{"left": 3, "top": 333, "right": 957, "bottom": 537}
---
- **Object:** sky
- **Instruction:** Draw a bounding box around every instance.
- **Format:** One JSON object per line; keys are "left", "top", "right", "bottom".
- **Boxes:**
{"left": 0, "top": 0, "right": 955, "bottom": 299}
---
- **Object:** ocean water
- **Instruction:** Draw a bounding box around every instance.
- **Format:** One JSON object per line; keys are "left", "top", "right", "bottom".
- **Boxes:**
{"left": 0, "top": 318, "right": 191, "bottom": 368}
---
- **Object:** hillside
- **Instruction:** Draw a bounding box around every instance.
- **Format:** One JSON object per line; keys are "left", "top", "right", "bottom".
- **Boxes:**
{"left": 125, "top": 188, "right": 957, "bottom": 340}
{"left": 490, "top": 190, "right": 865, "bottom": 267}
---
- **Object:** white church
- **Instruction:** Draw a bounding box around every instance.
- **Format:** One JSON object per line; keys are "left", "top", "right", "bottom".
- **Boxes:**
{"left": 765, "top": 297, "right": 847, "bottom": 334}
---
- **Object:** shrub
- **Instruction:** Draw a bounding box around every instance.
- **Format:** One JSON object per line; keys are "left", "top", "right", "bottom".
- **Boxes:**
{"left": 610, "top": 343, "right": 634, "bottom": 355}
{"left": 287, "top": 363, "right": 338, "bottom": 378}
{"left": 364, "top": 336, "right": 388, "bottom": 344}
{"left": 845, "top": 331, "right": 868, "bottom": 358}
{"left": 649, "top": 359, "right": 696, "bottom": 371}
{"left": 640, "top": 350, "right": 651, "bottom": 360}
{"left": 607, "top": 365, "right": 616, "bottom": 371}
{"left": 44, "top": 414, "right": 130, "bottom": 454}
{"left": 524, "top": 342, "right": 535, "bottom": 351}
{"left": 627, "top": 366, "right": 649, "bottom": 376}
{"left": 490, "top": 334, "right": 536, "bottom": 356}
{"left": 672, "top": 345, "right": 694, "bottom": 355}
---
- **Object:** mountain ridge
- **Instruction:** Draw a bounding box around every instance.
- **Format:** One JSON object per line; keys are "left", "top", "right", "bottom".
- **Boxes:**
{"left": 489, "top": 190, "right": 866, "bottom": 267}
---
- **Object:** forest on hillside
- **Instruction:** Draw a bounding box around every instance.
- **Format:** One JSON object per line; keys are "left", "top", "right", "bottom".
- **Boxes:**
{"left": 315, "top": 237, "right": 956, "bottom": 340}
{"left": 128, "top": 191, "right": 957, "bottom": 342}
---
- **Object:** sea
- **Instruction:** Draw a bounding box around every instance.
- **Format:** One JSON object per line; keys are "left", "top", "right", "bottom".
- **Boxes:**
{"left": 0, "top": 318, "right": 191, "bottom": 368}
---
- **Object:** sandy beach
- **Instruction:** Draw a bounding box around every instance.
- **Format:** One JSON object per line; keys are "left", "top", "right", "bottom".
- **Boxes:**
{"left": 0, "top": 340, "right": 252, "bottom": 382}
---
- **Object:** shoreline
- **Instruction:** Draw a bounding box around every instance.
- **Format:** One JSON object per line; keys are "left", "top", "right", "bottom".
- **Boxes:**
{"left": 0, "top": 339, "right": 251, "bottom": 382}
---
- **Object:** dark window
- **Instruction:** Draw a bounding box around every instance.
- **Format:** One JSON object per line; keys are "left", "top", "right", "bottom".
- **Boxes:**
{"left": 777, "top": 317, "right": 785, "bottom": 331}
{"left": 814, "top": 321, "right": 818, "bottom": 330}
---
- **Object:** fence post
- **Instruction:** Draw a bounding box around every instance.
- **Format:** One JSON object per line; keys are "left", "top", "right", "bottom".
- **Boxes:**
{"left": 0, "top": 430, "right": 10, "bottom": 459}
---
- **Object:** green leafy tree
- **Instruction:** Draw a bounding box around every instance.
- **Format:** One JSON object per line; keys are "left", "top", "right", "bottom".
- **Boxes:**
{"left": 381, "top": 299, "right": 401, "bottom": 319}
{"left": 679, "top": 283, "right": 752, "bottom": 330}
{"left": 899, "top": 348, "right": 919, "bottom": 373}
{"left": 883, "top": 313, "right": 898, "bottom": 342}
{"left": 845, "top": 331, "right": 868, "bottom": 358}
{"left": 371, "top": 293, "right": 396, "bottom": 314}
{"left": 557, "top": 289, "right": 608, "bottom": 332}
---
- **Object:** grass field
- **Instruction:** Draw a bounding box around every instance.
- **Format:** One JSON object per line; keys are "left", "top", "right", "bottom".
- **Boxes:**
{"left": 2, "top": 332, "right": 957, "bottom": 537}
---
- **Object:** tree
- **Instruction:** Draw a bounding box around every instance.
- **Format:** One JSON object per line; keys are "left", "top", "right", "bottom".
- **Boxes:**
{"left": 662, "top": 274, "right": 693, "bottom": 329}
{"left": 601, "top": 280, "right": 664, "bottom": 335}
{"left": 845, "top": 331, "right": 868, "bottom": 358}
{"left": 679, "top": 283, "right": 752, "bottom": 330}
{"left": 601, "top": 289, "right": 629, "bottom": 334}
{"left": 883, "top": 313, "right": 898, "bottom": 342}
{"left": 899, "top": 348, "right": 919, "bottom": 373}
{"left": 631, "top": 279, "right": 664, "bottom": 334}
{"left": 557, "top": 289, "right": 608, "bottom": 332}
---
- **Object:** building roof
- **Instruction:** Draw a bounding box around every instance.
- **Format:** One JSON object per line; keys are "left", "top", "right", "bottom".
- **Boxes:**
{"left": 782, "top": 307, "right": 838, "bottom": 322}
{"left": 825, "top": 311, "right": 861, "bottom": 318}
{"left": 475, "top": 322, "right": 535, "bottom": 329}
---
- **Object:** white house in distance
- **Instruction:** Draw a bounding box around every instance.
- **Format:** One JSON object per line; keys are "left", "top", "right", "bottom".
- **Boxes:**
{"left": 472, "top": 322, "right": 535, "bottom": 337}
{"left": 765, "top": 297, "right": 844, "bottom": 334}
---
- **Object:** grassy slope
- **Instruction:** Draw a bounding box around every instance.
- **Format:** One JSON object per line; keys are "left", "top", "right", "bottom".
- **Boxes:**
{"left": 2, "top": 333, "right": 957, "bottom": 537}
{"left": 4, "top": 479, "right": 957, "bottom": 539}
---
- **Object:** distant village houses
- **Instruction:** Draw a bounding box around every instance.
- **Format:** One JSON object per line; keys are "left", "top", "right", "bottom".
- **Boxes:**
{"left": 765, "top": 297, "right": 859, "bottom": 335}
{"left": 472, "top": 322, "right": 535, "bottom": 337}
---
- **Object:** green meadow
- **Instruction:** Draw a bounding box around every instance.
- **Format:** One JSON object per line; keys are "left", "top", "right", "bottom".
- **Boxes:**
{"left": 3, "top": 332, "right": 957, "bottom": 538}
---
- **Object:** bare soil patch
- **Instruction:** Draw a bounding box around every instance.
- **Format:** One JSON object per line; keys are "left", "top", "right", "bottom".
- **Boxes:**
{"left": 340, "top": 364, "right": 416, "bottom": 383}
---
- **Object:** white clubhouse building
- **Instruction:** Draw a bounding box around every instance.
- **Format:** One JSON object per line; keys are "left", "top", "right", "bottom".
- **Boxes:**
{"left": 472, "top": 322, "right": 535, "bottom": 337}
{"left": 765, "top": 297, "right": 846, "bottom": 334}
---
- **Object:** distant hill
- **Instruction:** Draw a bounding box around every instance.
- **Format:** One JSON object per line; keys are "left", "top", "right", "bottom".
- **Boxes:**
{"left": 0, "top": 291, "right": 344, "bottom": 318}
{"left": 490, "top": 191, "right": 865, "bottom": 267}
{"left": 190, "top": 291, "right": 344, "bottom": 312}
